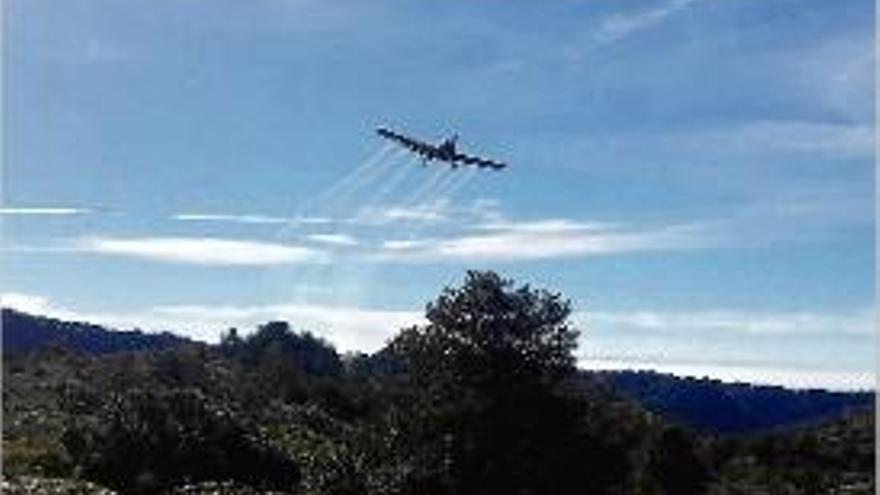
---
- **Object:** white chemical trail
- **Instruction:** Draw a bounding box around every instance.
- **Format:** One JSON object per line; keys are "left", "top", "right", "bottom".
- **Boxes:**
{"left": 416, "top": 169, "right": 466, "bottom": 207}
{"left": 270, "top": 144, "right": 403, "bottom": 302}
{"left": 302, "top": 145, "right": 400, "bottom": 219}
{"left": 398, "top": 166, "right": 451, "bottom": 208}
{"left": 354, "top": 156, "right": 418, "bottom": 213}
{"left": 326, "top": 147, "right": 404, "bottom": 204}
{"left": 312, "top": 144, "right": 395, "bottom": 203}
{"left": 439, "top": 167, "right": 478, "bottom": 200}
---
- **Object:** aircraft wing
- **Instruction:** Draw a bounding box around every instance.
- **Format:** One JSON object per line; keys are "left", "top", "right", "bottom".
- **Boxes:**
{"left": 454, "top": 153, "right": 507, "bottom": 170}
{"left": 377, "top": 128, "right": 433, "bottom": 155}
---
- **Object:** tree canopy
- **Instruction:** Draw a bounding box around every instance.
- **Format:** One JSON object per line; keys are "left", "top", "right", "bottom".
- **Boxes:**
{"left": 386, "top": 271, "right": 630, "bottom": 495}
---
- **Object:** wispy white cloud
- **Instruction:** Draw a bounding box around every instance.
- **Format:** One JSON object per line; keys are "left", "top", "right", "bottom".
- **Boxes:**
{"left": 173, "top": 213, "right": 292, "bottom": 225}
{"left": 12, "top": 193, "right": 864, "bottom": 267}
{"left": 173, "top": 213, "right": 335, "bottom": 226}
{"left": 574, "top": 306, "right": 875, "bottom": 391}
{"left": 1, "top": 291, "right": 225, "bottom": 342}
{"left": 0, "top": 207, "right": 92, "bottom": 216}
{"left": 468, "top": 198, "right": 505, "bottom": 223}
{"left": 351, "top": 198, "right": 503, "bottom": 227}
{"left": 307, "top": 233, "right": 359, "bottom": 246}
{"left": 353, "top": 203, "right": 449, "bottom": 225}
{"left": 593, "top": 0, "right": 703, "bottom": 45}
{"left": 297, "top": 216, "right": 335, "bottom": 225}
{"left": 579, "top": 308, "right": 874, "bottom": 337}
{"left": 375, "top": 221, "right": 709, "bottom": 263}
{"left": 1, "top": 292, "right": 54, "bottom": 314}
{"left": 172, "top": 199, "right": 501, "bottom": 233}
{"left": 381, "top": 239, "right": 438, "bottom": 251}
{"left": 1, "top": 292, "right": 421, "bottom": 352}
{"left": 153, "top": 303, "right": 423, "bottom": 352}
{"left": 475, "top": 219, "right": 617, "bottom": 233}
{"left": 78, "top": 236, "right": 327, "bottom": 266}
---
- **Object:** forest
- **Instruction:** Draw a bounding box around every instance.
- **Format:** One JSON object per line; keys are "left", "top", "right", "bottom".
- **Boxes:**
{"left": 2, "top": 271, "right": 875, "bottom": 495}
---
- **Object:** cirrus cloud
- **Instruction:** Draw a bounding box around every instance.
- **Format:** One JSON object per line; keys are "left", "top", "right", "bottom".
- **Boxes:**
{"left": 0, "top": 207, "right": 92, "bottom": 216}
{"left": 376, "top": 220, "right": 709, "bottom": 263}
{"left": 579, "top": 308, "right": 874, "bottom": 338}
{"left": 78, "top": 236, "right": 327, "bottom": 266}
{"left": 1, "top": 291, "right": 421, "bottom": 352}
{"left": 593, "top": 0, "right": 704, "bottom": 45}
{"left": 307, "top": 233, "right": 360, "bottom": 246}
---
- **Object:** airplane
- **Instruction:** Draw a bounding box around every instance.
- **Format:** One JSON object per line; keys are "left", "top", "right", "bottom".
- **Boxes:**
{"left": 377, "top": 127, "right": 507, "bottom": 170}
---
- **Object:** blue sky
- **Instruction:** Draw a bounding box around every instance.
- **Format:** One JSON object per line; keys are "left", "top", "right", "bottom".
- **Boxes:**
{"left": 2, "top": 0, "right": 875, "bottom": 389}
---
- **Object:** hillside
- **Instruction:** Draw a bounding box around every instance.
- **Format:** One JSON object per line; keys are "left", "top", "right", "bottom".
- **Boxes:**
{"left": 3, "top": 309, "right": 870, "bottom": 435}
{"left": 1, "top": 309, "right": 191, "bottom": 356}
{"left": 597, "top": 370, "right": 874, "bottom": 433}
{"left": 706, "top": 407, "right": 876, "bottom": 494}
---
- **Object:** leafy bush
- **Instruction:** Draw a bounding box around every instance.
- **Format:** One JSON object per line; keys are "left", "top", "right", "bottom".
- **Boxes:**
{"left": 62, "top": 388, "right": 300, "bottom": 494}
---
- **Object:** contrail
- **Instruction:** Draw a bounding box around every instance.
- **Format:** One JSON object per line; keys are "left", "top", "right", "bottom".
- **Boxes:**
{"left": 418, "top": 169, "right": 465, "bottom": 206}
{"left": 382, "top": 167, "right": 470, "bottom": 235}
{"left": 399, "top": 168, "right": 477, "bottom": 231}
{"left": 317, "top": 150, "right": 410, "bottom": 220}
{"left": 399, "top": 166, "right": 451, "bottom": 207}
{"left": 358, "top": 155, "right": 417, "bottom": 209}
{"left": 440, "top": 168, "right": 478, "bottom": 199}
{"left": 355, "top": 148, "right": 409, "bottom": 189}
{"left": 274, "top": 144, "right": 396, "bottom": 242}
{"left": 424, "top": 171, "right": 460, "bottom": 200}
{"left": 270, "top": 144, "right": 476, "bottom": 307}
{"left": 330, "top": 146, "right": 405, "bottom": 201}
{"left": 289, "top": 145, "right": 406, "bottom": 232}
{"left": 304, "top": 143, "right": 396, "bottom": 212}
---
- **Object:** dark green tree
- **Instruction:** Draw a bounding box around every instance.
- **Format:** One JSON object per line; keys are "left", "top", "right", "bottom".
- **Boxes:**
{"left": 228, "top": 321, "right": 343, "bottom": 377}
{"left": 386, "top": 271, "right": 629, "bottom": 495}
{"left": 648, "top": 427, "right": 710, "bottom": 495}
{"left": 62, "top": 388, "right": 300, "bottom": 494}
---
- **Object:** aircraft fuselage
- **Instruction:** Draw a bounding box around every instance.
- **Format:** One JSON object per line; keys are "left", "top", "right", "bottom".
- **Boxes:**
{"left": 376, "top": 127, "right": 506, "bottom": 170}
{"left": 425, "top": 136, "right": 459, "bottom": 164}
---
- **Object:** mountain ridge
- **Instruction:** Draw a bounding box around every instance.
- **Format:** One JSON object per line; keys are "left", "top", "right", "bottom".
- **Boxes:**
{"left": 3, "top": 308, "right": 872, "bottom": 435}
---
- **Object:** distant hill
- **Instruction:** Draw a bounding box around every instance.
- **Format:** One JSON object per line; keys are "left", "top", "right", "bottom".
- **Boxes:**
{"left": 2, "top": 309, "right": 191, "bottom": 355}
{"left": 595, "top": 370, "right": 874, "bottom": 434}
{"left": 3, "top": 309, "right": 872, "bottom": 436}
